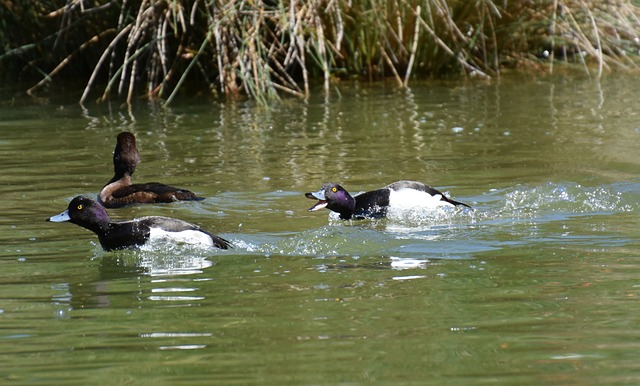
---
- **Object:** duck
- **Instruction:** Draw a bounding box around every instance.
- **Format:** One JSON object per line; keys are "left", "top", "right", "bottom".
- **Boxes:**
{"left": 305, "top": 180, "right": 471, "bottom": 220}
{"left": 99, "top": 132, "right": 204, "bottom": 208}
{"left": 47, "top": 196, "right": 231, "bottom": 251}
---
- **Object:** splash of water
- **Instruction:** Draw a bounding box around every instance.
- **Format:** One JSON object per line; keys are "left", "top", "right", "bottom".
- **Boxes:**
{"left": 499, "top": 181, "right": 636, "bottom": 219}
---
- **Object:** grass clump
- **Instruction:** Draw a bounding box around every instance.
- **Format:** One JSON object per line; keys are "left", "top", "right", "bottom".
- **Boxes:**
{"left": 1, "top": 0, "right": 640, "bottom": 104}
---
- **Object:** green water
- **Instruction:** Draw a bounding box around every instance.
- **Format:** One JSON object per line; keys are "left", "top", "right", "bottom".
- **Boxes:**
{"left": 2, "top": 75, "right": 640, "bottom": 385}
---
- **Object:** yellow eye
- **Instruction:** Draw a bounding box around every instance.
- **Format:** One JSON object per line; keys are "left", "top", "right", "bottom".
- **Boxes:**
{"left": 77, "top": 204, "right": 83, "bottom": 210}
{"left": 331, "top": 187, "right": 337, "bottom": 193}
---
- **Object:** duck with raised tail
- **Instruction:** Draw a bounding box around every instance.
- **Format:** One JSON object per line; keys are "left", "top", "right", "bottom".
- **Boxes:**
{"left": 48, "top": 196, "right": 231, "bottom": 251}
{"left": 305, "top": 180, "right": 471, "bottom": 220}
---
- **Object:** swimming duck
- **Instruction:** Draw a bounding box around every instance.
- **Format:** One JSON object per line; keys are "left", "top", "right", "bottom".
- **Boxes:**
{"left": 305, "top": 180, "right": 471, "bottom": 220}
{"left": 99, "top": 132, "right": 203, "bottom": 208}
{"left": 48, "top": 196, "right": 231, "bottom": 251}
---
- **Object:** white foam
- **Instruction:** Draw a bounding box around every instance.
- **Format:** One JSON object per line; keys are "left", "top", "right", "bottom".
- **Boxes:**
{"left": 390, "top": 257, "right": 428, "bottom": 270}
{"left": 392, "top": 275, "right": 426, "bottom": 281}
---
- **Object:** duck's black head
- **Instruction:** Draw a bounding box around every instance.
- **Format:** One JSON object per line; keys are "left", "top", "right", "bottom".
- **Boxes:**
{"left": 113, "top": 132, "right": 140, "bottom": 178}
{"left": 47, "top": 196, "right": 111, "bottom": 233}
{"left": 305, "top": 183, "right": 356, "bottom": 219}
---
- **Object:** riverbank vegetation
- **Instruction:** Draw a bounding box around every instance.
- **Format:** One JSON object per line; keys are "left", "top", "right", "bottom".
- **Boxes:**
{"left": 2, "top": 0, "right": 640, "bottom": 105}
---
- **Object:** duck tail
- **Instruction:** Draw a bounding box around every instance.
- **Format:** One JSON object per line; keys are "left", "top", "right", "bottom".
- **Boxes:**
{"left": 444, "top": 196, "right": 472, "bottom": 209}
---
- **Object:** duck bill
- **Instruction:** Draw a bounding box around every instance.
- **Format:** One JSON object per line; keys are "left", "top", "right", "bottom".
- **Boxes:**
{"left": 47, "top": 210, "right": 71, "bottom": 222}
{"left": 305, "top": 190, "right": 328, "bottom": 212}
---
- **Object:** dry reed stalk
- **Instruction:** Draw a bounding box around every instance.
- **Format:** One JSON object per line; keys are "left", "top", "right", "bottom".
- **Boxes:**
{"left": 27, "top": 29, "right": 115, "bottom": 96}
{"left": 80, "top": 24, "right": 133, "bottom": 105}
{"left": 413, "top": 4, "right": 490, "bottom": 78}
{"left": 581, "top": 0, "right": 604, "bottom": 78}
{"left": 404, "top": 5, "right": 420, "bottom": 87}
{"left": 9, "top": 0, "right": 640, "bottom": 105}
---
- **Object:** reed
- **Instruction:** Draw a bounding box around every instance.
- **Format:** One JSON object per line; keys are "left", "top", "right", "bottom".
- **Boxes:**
{"left": 2, "top": 0, "right": 640, "bottom": 104}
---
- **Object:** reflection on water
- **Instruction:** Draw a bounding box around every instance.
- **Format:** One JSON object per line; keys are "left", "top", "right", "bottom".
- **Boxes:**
{"left": 98, "top": 247, "right": 211, "bottom": 272}
{"left": 2, "top": 75, "right": 640, "bottom": 384}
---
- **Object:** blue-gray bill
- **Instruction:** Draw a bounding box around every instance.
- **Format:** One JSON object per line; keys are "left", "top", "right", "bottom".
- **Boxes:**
{"left": 47, "top": 210, "right": 71, "bottom": 222}
{"left": 305, "top": 190, "right": 327, "bottom": 211}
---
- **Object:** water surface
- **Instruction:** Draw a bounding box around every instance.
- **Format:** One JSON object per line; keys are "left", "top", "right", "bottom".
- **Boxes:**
{"left": 2, "top": 75, "right": 640, "bottom": 384}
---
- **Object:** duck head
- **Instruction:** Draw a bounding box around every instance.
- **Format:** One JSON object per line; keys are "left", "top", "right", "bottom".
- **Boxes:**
{"left": 305, "top": 183, "right": 356, "bottom": 219}
{"left": 113, "top": 132, "right": 140, "bottom": 178}
{"left": 48, "top": 196, "right": 111, "bottom": 233}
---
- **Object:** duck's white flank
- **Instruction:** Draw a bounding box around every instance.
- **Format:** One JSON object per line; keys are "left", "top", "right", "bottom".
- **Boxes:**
{"left": 388, "top": 188, "right": 454, "bottom": 209}
{"left": 148, "top": 227, "right": 214, "bottom": 248}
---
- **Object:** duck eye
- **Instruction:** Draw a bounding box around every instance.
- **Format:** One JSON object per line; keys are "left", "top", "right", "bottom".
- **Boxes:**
{"left": 331, "top": 187, "right": 337, "bottom": 193}
{"left": 77, "top": 204, "right": 83, "bottom": 210}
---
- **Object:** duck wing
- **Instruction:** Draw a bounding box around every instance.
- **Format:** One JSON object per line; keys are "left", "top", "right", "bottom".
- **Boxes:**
{"left": 110, "top": 182, "right": 203, "bottom": 202}
{"left": 136, "top": 216, "right": 231, "bottom": 249}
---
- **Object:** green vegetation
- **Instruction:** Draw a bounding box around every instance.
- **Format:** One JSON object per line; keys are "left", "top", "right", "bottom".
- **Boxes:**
{"left": 2, "top": 0, "right": 640, "bottom": 105}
